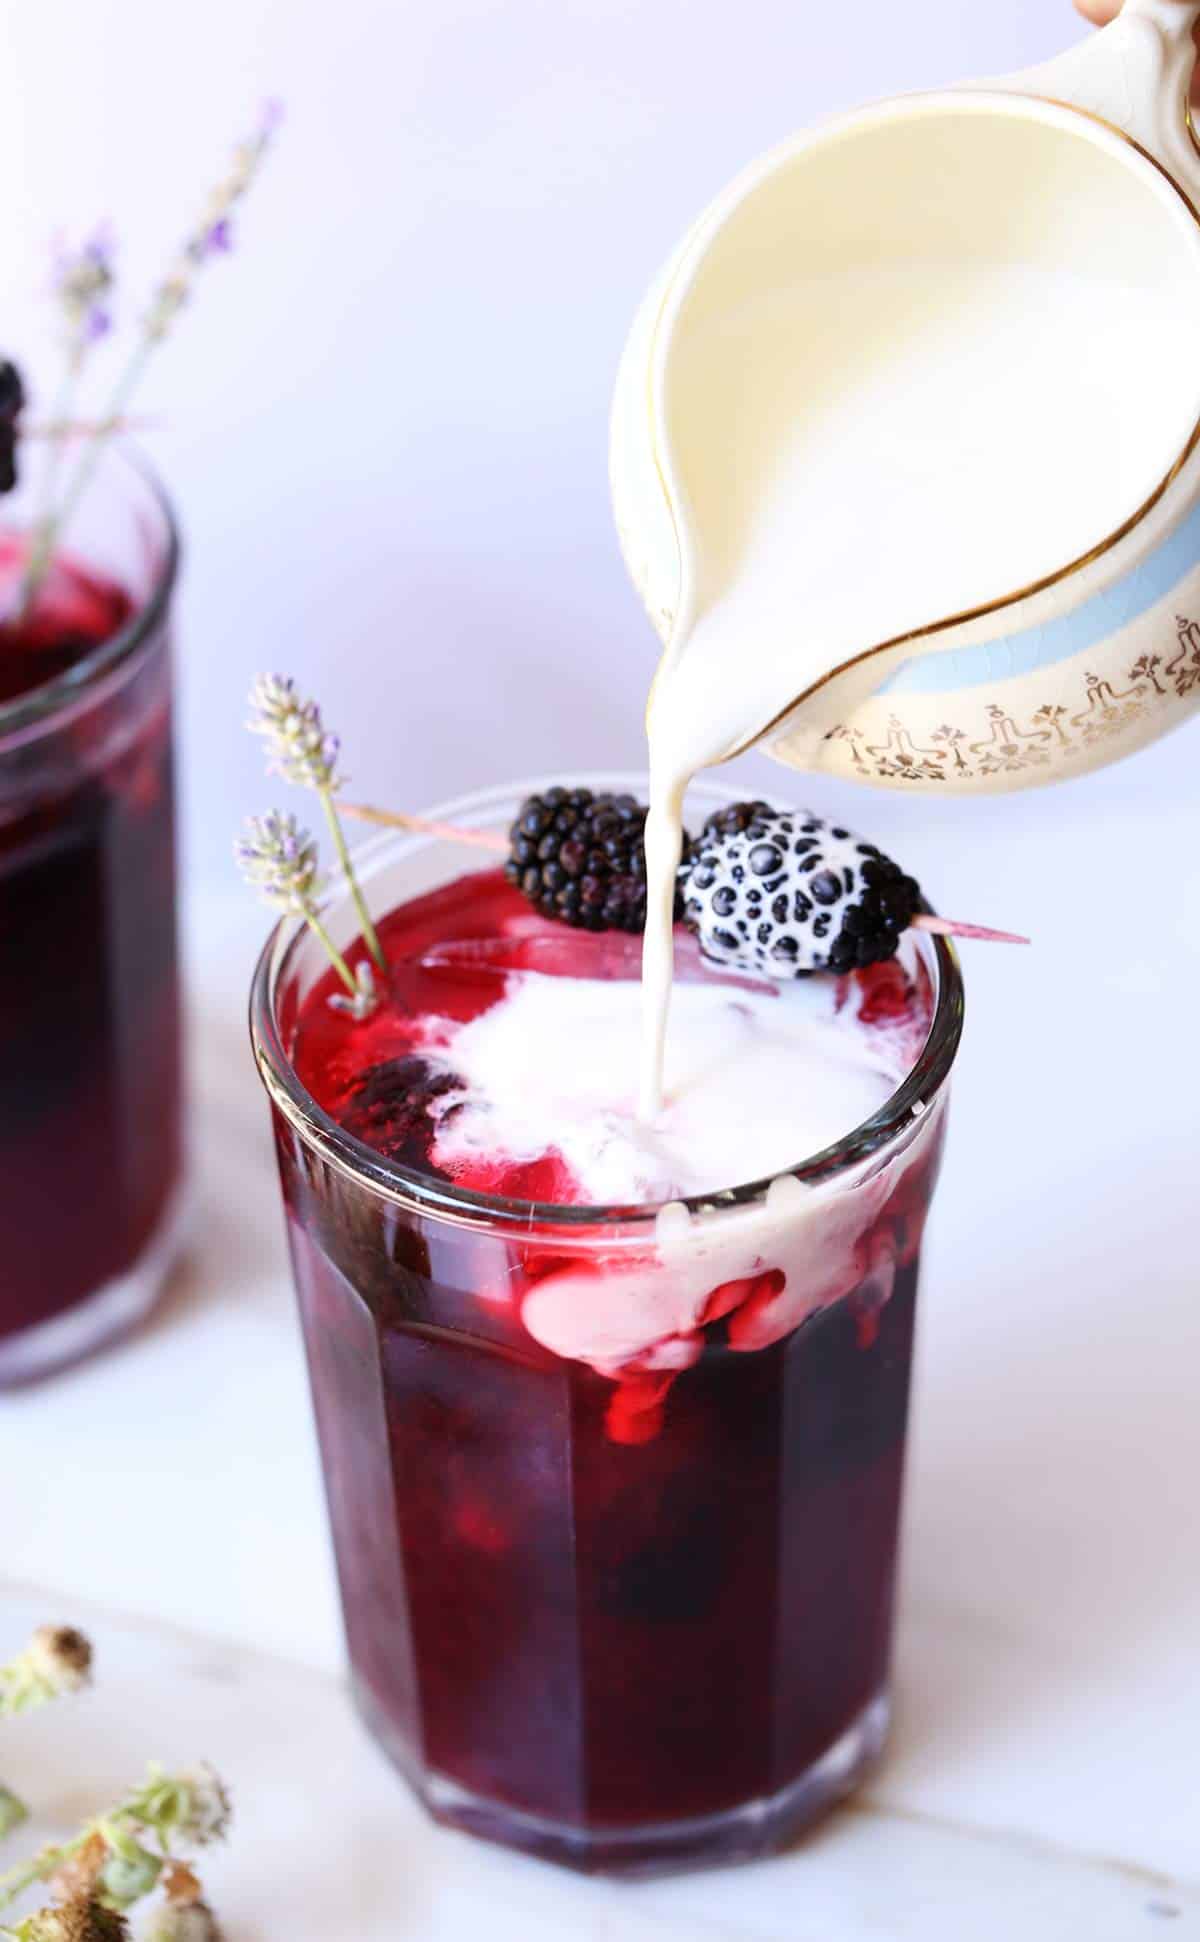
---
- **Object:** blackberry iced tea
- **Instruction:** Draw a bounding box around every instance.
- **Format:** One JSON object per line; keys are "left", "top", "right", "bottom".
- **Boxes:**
{"left": 0, "top": 453, "right": 182, "bottom": 1384}
{"left": 251, "top": 780, "right": 962, "bottom": 1873}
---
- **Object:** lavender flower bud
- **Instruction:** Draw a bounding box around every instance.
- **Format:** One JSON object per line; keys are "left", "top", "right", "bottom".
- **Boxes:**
{"left": 247, "top": 675, "right": 342, "bottom": 792}
{"left": 234, "top": 812, "right": 323, "bottom": 914}
{"left": 52, "top": 230, "right": 116, "bottom": 358}
{"left": 143, "top": 107, "right": 280, "bottom": 342}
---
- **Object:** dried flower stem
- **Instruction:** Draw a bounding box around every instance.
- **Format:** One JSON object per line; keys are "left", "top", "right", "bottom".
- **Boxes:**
{"left": 305, "top": 907, "right": 359, "bottom": 998}
{"left": 0, "top": 1765, "right": 229, "bottom": 1919}
{"left": 318, "top": 789, "right": 386, "bottom": 970}
{"left": 24, "top": 367, "right": 82, "bottom": 595}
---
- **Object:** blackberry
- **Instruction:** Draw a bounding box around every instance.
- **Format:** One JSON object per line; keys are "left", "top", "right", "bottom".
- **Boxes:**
{"left": 681, "top": 803, "right": 921, "bottom": 978}
{"left": 505, "top": 785, "right": 689, "bottom": 933}
{"left": 698, "top": 799, "right": 781, "bottom": 841}
{"left": 0, "top": 359, "right": 24, "bottom": 495}
{"left": 339, "top": 1054, "right": 461, "bottom": 1169}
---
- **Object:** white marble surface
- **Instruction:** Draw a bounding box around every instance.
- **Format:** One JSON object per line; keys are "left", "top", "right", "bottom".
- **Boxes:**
{"left": 0, "top": 1580, "right": 1194, "bottom": 1942}
{"left": 3, "top": 799, "right": 1200, "bottom": 1935}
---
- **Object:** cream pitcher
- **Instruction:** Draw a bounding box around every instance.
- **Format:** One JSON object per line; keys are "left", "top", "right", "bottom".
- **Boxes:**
{"left": 611, "top": 0, "right": 1200, "bottom": 794}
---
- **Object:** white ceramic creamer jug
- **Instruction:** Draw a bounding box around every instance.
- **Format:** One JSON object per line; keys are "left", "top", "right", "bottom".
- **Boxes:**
{"left": 611, "top": 0, "right": 1200, "bottom": 792}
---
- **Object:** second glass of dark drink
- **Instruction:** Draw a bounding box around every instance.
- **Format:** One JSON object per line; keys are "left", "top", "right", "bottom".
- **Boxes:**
{"left": 250, "top": 776, "right": 964, "bottom": 1873}
{"left": 0, "top": 447, "right": 183, "bottom": 1385}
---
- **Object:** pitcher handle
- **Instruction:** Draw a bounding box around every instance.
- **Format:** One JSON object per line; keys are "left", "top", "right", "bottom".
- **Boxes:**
{"left": 979, "top": 0, "right": 1200, "bottom": 198}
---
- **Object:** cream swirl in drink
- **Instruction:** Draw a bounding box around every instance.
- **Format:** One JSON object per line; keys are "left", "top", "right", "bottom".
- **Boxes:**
{"left": 286, "top": 860, "right": 940, "bottom": 1391}
{"left": 430, "top": 940, "right": 924, "bottom": 1206}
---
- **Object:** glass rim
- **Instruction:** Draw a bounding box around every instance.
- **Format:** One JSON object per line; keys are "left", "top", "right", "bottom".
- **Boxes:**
{"left": 0, "top": 442, "right": 180, "bottom": 741}
{"left": 249, "top": 772, "right": 966, "bottom": 1235}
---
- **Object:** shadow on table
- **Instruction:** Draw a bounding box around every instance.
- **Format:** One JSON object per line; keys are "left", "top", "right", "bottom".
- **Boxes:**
{"left": 886, "top": 1201, "right": 1196, "bottom": 1825}
{"left": 138, "top": 984, "right": 293, "bottom": 1350}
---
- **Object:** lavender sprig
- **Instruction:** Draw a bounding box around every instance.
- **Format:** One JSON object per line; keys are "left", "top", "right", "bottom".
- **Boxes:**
{"left": 235, "top": 812, "right": 376, "bottom": 1018}
{"left": 18, "top": 102, "right": 281, "bottom": 617}
{"left": 143, "top": 103, "right": 281, "bottom": 346}
{"left": 247, "top": 675, "right": 386, "bottom": 975}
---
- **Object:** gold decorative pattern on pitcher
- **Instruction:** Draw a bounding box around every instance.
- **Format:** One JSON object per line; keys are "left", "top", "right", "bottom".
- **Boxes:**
{"left": 819, "top": 609, "right": 1200, "bottom": 783}
{"left": 862, "top": 718, "right": 947, "bottom": 782}
{"left": 967, "top": 706, "right": 1053, "bottom": 777}
{"left": 1167, "top": 612, "right": 1200, "bottom": 695}
{"left": 1069, "top": 670, "right": 1148, "bottom": 747}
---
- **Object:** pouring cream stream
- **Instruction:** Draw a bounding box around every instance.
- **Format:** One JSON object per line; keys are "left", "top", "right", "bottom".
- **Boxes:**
{"left": 637, "top": 258, "right": 1195, "bottom": 1117}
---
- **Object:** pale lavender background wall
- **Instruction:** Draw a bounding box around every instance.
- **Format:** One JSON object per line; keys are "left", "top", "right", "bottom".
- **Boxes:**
{"left": 0, "top": 0, "right": 1186, "bottom": 886}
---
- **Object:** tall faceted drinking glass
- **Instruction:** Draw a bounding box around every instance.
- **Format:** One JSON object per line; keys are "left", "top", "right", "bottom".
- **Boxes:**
{"left": 250, "top": 776, "right": 964, "bottom": 1874}
{"left": 0, "top": 448, "right": 184, "bottom": 1385}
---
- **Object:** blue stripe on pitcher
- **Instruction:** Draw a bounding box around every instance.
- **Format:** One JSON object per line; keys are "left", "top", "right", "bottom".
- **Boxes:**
{"left": 880, "top": 495, "right": 1200, "bottom": 695}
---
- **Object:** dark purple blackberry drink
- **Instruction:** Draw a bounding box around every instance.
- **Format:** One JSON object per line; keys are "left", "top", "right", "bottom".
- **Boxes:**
{"left": 251, "top": 778, "right": 963, "bottom": 1873}
{"left": 0, "top": 451, "right": 183, "bottom": 1384}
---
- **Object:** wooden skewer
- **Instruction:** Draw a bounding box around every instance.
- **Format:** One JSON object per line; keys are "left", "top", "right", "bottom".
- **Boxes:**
{"left": 341, "top": 800, "right": 506, "bottom": 852}
{"left": 339, "top": 800, "right": 1029, "bottom": 944}
{"left": 21, "top": 415, "right": 157, "bottom": 440}
{"left": 912, "top": 914, "right": 1029, "bottom": 946}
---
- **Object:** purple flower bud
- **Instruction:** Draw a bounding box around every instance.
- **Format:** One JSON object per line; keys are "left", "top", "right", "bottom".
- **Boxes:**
{"left": 234, "top": 810, "right": 322, "bottom": 912}
{"left": 247, "top": 673, "right": 343, "bottom": 792}
{"left": 52, "top": 225, "right": 117, "bottom": 354}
